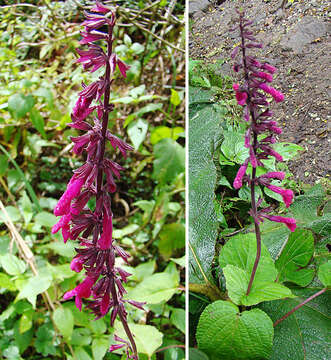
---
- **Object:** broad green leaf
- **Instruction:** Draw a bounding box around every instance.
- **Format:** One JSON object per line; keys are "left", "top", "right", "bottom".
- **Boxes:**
{"left": 70, "top": 328, "right": 92, "bottom": 346}
{"left": 115, "top": 323, "right": 163, "bottom": 357}
{"left": 0, "top": 205, "right": 21, "bottom": 224}
{"left": 220, "top": 130, "right": 248, "bottom": 164}
{"left": 113, "top": 224, "right": 139, "bottom": 239}
{"left": 223, "top": 265, "right": 293, "bottom": 306}
{"left": 14, "top": 320, "right": 33, "bottom": 353}
{"left": 150, "top": 126, "right": 172, "bottom": 145}
{"left": 44, "top": 240, "right": 76, "bottom": 258}
{"left": 189, "top": 104, "right": 223, "bottom": 284}
{"left": 290, "top": 184, "right": 325, "bottom": 226}
{"left": 158, "top": 223, "right": 185, "bottom": 259}
{"left": 170, "top": 255, "right": 185, "bottom": 267}
{"left": 126, "top": 260, "right": 156, "bottom": 282}
{"left": 0, "top": 154, "right": 8, "bottom": 175}
{"left": 19, "top": 312, "right": 33, "bottom": 333}
{"left": 8, "top": 93, "right": 34, "bottom": 120}
{"left": 0, "top": 254, "right": 26, "bottom": 275}
{"left": 127, "top": 118, "right": 148, "bottom": 150}
{"left": 75, "top": 347, "right": 92, "bottom": 360}
{"left": 170, "top": 89, "right": 181, "bottom": 107}
{"left": 318, "top": 261, "right": 331, "bottom": 287}
{"left": 153, "top": 138, "right": 185, "bottom": 185}
{"left": 34, "top": 87, "right": 54, "bottom": 108}
{"left": 196, "top": 300, "right": 273, "bottom": 360}
{"left": 170, "top": 308, "right": 185, "bottom": 333}
{"left": 34, "top": 211, "right": 57, "bottom": 228}
{"left": 260, "top": 287, "right": 330, "bottom": 360}
{"left": 275, "top": 229, "right": 314, "bottom": 286}
{"left": 0, "top": 272, "right": 16, "bottom": 291}
{"left": 35, "top": 323, "right": 56, "bottom": 356}
{"left": 189, "top": 87, "right": 214, "bottom": 105}
{"left": 219, "top": 234, "right": 293, "bottom": 305}
{"left": 17, "top": 274, "right": 52, "bottom": 308}
{"left": 53, "top": 307, "right": 74, "bottom": 340}
{"left": 92, "top": 337, "right": 109, "bottom": 360}
{"left": 137, "top": 103, "right": 163, "bottom": 117}
{"left": 88, "top": 318, "right": 106, "bottom": 334}
{"left": 189, "top": 348, "right": 209, "bottom": 360}
{"left": 128, "top": 272, "right": 179, "bottom": 304}
{"left": 30, "top": 108, "right": 47, "bottom": 139}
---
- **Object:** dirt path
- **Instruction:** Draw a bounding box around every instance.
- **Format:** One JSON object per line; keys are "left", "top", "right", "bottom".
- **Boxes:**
{"left": 189, "top": 0, "right": 330, "bottom": 185}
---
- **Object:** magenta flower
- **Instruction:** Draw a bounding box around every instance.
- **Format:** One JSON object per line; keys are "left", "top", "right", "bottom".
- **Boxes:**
{"left": 252, "top": 71, "right": 273, "bottom": 82}
{"left": 260, "top": 172, "right": 285, "bottom": 180}
{"left": 263, "top": 214, "right": 297, "bottom": 232}
{"left": 52, "top": 3, "right": 139, "bottom": 358}
{"left": 258, "top": 82, "right": 284, "bottom": 103}
{"left": 265, "top": 184, "right": 294, "bottom": 208}
{"left": 233, "top": 162, "right": 248, "bottom": 189}
{"left": 233, "top": 83, "right": 247, "bottom": 106}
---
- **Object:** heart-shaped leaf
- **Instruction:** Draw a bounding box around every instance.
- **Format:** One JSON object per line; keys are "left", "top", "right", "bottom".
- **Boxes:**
{"left": 196, "top": 300, "right": 273, "bottom": 360}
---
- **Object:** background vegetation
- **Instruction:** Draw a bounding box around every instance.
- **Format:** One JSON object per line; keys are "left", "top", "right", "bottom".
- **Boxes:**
{"left": 0, "top": 1, "right": 185, "bottom": 359}
{"left": 188, "top": 59, "right": 330, "bottom": 360}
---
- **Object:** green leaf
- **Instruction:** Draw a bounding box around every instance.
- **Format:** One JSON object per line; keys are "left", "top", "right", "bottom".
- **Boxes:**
{"left": 158, "top": 223, "right": 185, "bottom": 259}
{"left": 34, "top": 211, "right": 57, "bottom": 228}
{"left": 44, "top": 240, "right": 76, "bottom": 258}
{"left": 0, "top": 254, "right": 26, "bottom": 275}
{"left": 260, "top": 287, "right": 330, "bottom": 360}
{"left": 70, "top": 328, "right": 92, "bottom": 346}
{"left": 126, "top": 260, "right": 156, "bottom": 282}
{"left": 128, "top": 272, "right": 179, "bottom": 304}
{"left": 189, "top": 348, "right": 209, "bottom": 360}
{"left": 153, "top": 138, "right": 185, "bottom": 185}
{"left": 53, "top": 307, "right": 74, "bottom": 340}
{"left": 30, "top": 108, "right": 47, "bottom": 139}
{"left": 19, "top": 312, "right": 33, "bottom": 333}
{"left": 196, "top": 300, "right": 274, "bottom": 360}
{"left": 137, "top": 103, "right": 163, "bottom": 117}
{"left": 275, "top": 229, "right": 314, "bottom": 286}
{"left": 170, "top": 255, "right": 185, "bottom": 267}
{"left": 19, "top": 191, "right": 33, "bottom": 225}
{"left": 0, "top": 272, "right": 16, "bottom": 291}
{"left": 34, "top": 87, "right": 54, "bottom": 108}
{"left": 220, "top": 130, "right": 248, "bottom": 165}
{"left": 92, "top": 337, "right": 109, "bottom": 360}
{"left": 170, "top": 89, "right": 181, "bottom": 107}
{"left": 75, "top": 347, "right": 93, "bottom": 360}
{"left": 113, "top": 224, "right": 139, "bottom": 239}
{"left": 129, "top": 85, "right": 145, "bottom": 98}
{"left": 0, "top": 205, "right": 21, "bottom": 224}
{"left": 170, "top": 308, "right": 185, "bottom": 333}
{"left": 131, "top": 42, "right": 145, "bottom": 54}
{"left": 115, "top": 323, "right": 163, "bottom": 357}
{"left": 0, "top": 154, "right": 8, "bottom": 175}
{"left": 318, "top": 261, "right": 331, "bottom": 287}
{"left": 219, "top": 234, "right": 293, "bottom": 305}
{"left": 35, "top": 323, "right": 56, "bottom": 356}
{"left": 150, "top": 126, "right": 172, "bottom": 145}
{"left": 14, "top": 320, "right": 33, "bottom": 353}
{"left": 8, "top": 93, "right": 34, "bottom": 120}
{"left": 189, "top": 104, "right": 223, "bottom": 285}
{"left": 127, "top": 118, "right": 148, "bottom": 150}
{"left": 17, "top": 274, "right": 52, "bottom": 308}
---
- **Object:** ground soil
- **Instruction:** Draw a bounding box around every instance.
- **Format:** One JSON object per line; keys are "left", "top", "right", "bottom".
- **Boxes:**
{"left": 189, "top": 0, "right": 330, "bottom": 185}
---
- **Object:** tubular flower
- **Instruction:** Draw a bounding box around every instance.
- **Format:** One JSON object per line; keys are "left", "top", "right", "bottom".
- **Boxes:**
{"left": 52, "top": 2, "right": 139, "bottom": 358}
{"left": 230, "top": 9, "right": 296, "bottom": 231}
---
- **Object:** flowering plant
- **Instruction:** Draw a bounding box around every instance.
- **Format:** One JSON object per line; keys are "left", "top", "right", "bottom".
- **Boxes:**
{"left": 52, "top": 2, "right": 143, "bottom": 358}
{"left": 230, "top": 9, "right": 296, "bottom": 294}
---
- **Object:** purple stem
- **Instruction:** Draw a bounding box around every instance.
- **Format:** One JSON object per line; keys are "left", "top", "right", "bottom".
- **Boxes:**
{"left": 239, "top": 14, "right": 262, "bottom": 296}
{"left": 273, "top": 288, "right": 327, "bottom": 327}
{"left": 95, "top": 22, "right": 138, "bottom": 358}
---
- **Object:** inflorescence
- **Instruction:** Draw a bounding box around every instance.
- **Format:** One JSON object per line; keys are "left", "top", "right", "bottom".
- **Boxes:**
{"left": 52, "top": 2, "right": 143, "bottom": 358}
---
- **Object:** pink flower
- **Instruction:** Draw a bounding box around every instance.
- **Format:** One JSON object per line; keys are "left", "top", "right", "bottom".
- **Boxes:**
{"left": 52, "top": 213, "right": 71, "bottom": 243}
{"left": 263, "top": 214, "right": 296, "bottom": 232}
{"left": 70, "top": 256, "right": 84, "bottom": 273}
{"left": 97, "top": 212, "right": 113, "bottom": 250}
{"left": 109, "top": 54, "right": 130, "bottom": 78}
{"left": 266, "top": 184, "right": 294, "bottom": 208}
{"left": 106, "top": 133, "right": 133, "bottom": 158}
{"left": 252, "top": 71, "right": 273, "bottom": 82}
{"left": 91, "top": 1, "right": 111, "bottom": 14}
{"left": 79, "top": 31, "right": 107, "bottom": 45}
{"left": 262, "top": 63, "right": 277, "bottom": 74}
{"left": 260, "top": 171, "right": 285, "bottom": 180}
{"left": 71, "top": 96, "right": 95, "bottom": 122}
{"left": 63, "top": 276, "right": 97, "bottom": 311}
{"left": 54, "top": 177, "right": 85, "bottom": 216}
{"left": 233, "top": 162, "right": 248, "bottom": 189}
{"left": 233, "top": 83, "right": 247, "bottom": 106}
{"left": 258, "top": 83, "right": 284, "bottom": 103}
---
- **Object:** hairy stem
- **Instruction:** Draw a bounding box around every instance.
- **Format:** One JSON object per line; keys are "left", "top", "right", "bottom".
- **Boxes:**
{"left": 273, "top": 288, "right": 327, "bottom": 327}
{"left": 239, "top": 13, "right": 262, "bottom": 296}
